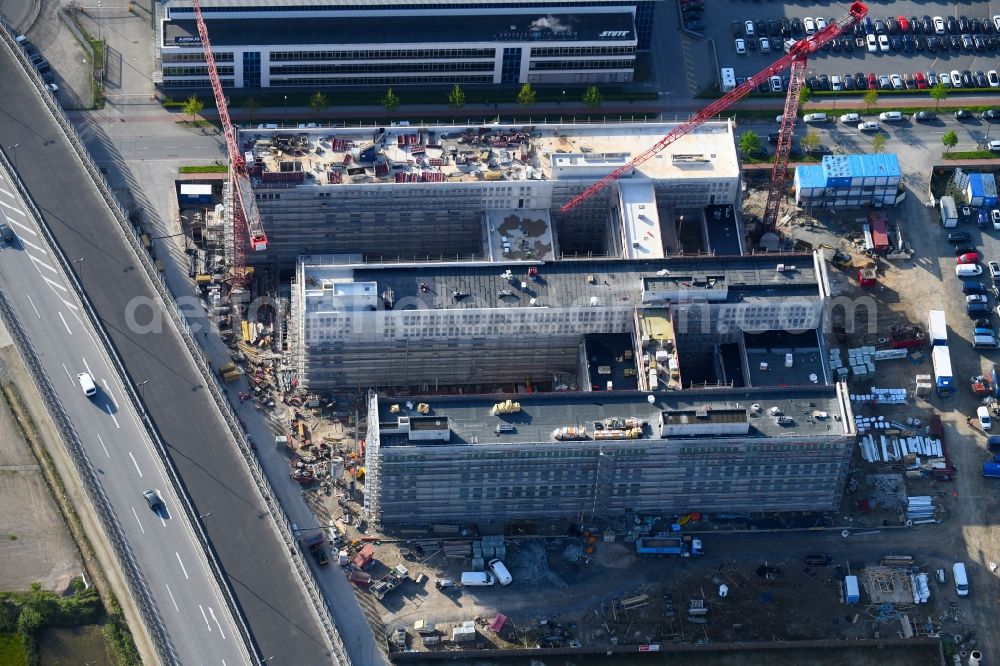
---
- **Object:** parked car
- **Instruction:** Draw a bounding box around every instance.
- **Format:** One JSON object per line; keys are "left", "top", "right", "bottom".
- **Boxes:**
{"left": 805, "top": 554, "right": 834, "bottom": 566}
{"left": 989, "top": 260, "right": 1000, "bottom": 280}
{"left": 963, "top": 282, "right": 987, "bottom": 295}
{"left": 914, "top": 71, "right": 928, "bottom": 88}
{"left": 993, "top": 210, "right": 1000, "bottom": 230}
{"left": 955, "top": 245, "right": 978, "bottom": 256}
{"left": 858, "top": 121, "right": 880, "bottom": 132}
{"left": 913, "top": 111, "right": 936, "bottom": 122}
{"left": 978, "top": 405, "right": 993, "bottom": 430}
{"left": 955, "top": 109, "right": 974, "bottom": 120}
{"left": 840, "top": 113, "right": 861, "bottom": 123}
{"left": 735, "top": 38, "right": 746, "bottom": 54}
{"left": 983, "top": 109, "right": 1000, "bottom": 121}
{"left": 968, "top": 294, "right": 989, "bottom": 305}
{"left": 947, "top": 231, "right": 971, "bottom": 243}
{"left": 959, "top": 252, "right": 981, "bottom": 264}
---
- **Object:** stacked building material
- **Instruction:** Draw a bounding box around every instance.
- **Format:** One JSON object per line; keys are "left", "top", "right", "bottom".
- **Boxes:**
{"left": 914, "top": 374, "right": 933, "bottom": 397}
{"left": 443, "top": 540, "right": 472, "bottom": 559}
{"left": 850, "top": 388, "right": 907, "bottom": 405}
{"left": 857, "top": 432, "right": 944, "bottom": 463}
{"left": 847, "top": 346, "right": 876, "bottom": 381}
{"left": 829, "top": 348, "right": 849, "bottom": 381}
{"left": 873, "top": 348, "right": 908, "bottom": 361}
{"left": 905, "top": 496, "right": 935, "bottom": 523}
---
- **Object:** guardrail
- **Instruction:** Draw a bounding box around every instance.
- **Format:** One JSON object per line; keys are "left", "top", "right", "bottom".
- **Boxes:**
{"left": 0, "top": 15, "right": 350, "bottom": 664}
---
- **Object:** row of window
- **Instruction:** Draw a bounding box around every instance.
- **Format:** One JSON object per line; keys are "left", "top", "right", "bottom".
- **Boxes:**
{"left": 162, "top": 51, "right": 233, "bottom": 62}
{"left": 268, "top": 74, "right": 494, "bottom": 86}
{"left": 163, "top": 66, "right": 235, "bottom": 76}
{"left": 162, "top": 78, "right": 234, "bottom": 87}
{"left": 171, "top": 0, "right": 643, "bottom": 15}
{"left": 271, "top": 48, "right": 495, "bottom": 61}
{"left": 271, "top": 61, "right": 495, "bottom": 75}
{"left": 532, "top": 45, "right": 635, "bottom": 56}
{"left": 530, "top": 59, "right": 634, "bottom": 70}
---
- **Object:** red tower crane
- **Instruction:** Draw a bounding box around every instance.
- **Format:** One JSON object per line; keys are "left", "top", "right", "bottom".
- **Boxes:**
{"left": 191, "top": 0, "right": 268, "bottom": 286}
{"left": 561, "top": 1, "right": 868, "bottom": 228}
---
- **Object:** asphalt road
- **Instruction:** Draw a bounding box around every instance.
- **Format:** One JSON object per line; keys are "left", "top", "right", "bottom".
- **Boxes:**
{"left": 0, "top": 43, "right": 334, "bottom": 663}
{"left": 0, "top": 168, "right": 243, "bottom": 663}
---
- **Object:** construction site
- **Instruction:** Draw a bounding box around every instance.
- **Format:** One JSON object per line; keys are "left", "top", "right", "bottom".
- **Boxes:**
{"left": 154, "top": 0, "right": 999, "bottom": 661}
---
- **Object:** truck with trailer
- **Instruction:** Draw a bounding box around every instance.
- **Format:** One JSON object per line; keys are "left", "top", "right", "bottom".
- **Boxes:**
{"left": 635, "top": 534, "right": 704, "bottom": 557}
{"left": 928, "top": 310, "right": 947, "bottom": 347}
{"left": 931, "top": 345, "right": 954, "bottom": 396}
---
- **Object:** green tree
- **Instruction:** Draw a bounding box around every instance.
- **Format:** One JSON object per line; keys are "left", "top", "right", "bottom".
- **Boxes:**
{"left": 801, "top": 129, "right": 821, "bottom": 153}
{"left": 929, "top": 82, "right": 948, "bottom": 109}
{"left": 738, "top": 131, "right": 762, "bottom": 157}
{"left": 182, "top": 94, "right": 204, "bottom": 122}
{"left": 862, "top": 88, "right": 878, "bottom": 113}
{"left": 871, "top": 133, "right": 887, "bottom": 153}
{"left": 309, "top": 91, "right": 329, "bottom": 112}
{"left": 798, "top": 85, "right": 812, "bottom": 107}
{"left": 381, "top": 88, "right": 400, "bottom": 114}
{"left": 582, "top": 85, "right": 603, "bottom": 107}
{"left": 448, "top": 83, "right": 466, "bottom": 109}
{"left": 243, "top": 96, "right": 260, "bottom": 122}
{"left": 516, "top": 82, "right": 536, "bottom": 106}
{"left": 942, "top": 129, "right": 958, "bottom": 154}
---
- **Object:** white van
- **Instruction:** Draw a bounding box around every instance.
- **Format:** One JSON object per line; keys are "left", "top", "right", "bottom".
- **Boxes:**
{"left": 460, "top": 571, "right": 495, "bottom": 587}
{"left": 840, "top": 113, "right": 861, "bottom": 123}
{"left": 77, "top": 372, "right": 97, "bottom": 397}
{"left": 953, "top": 562, "right": 969, "bottom": 596}
{"left": 488, "top": 559, "right": 513, "bottom": 586}
{"left": 974, "top": 334, "right": 1000, "bottom": 349}
{"left": 978, "top": 405, "right": 992, "bottom": 430}
{"left": 803, "top": 113, "right": 828, "bottom": 123}
{"left": 879, "top": 111, "right": 903, "bottom": 122}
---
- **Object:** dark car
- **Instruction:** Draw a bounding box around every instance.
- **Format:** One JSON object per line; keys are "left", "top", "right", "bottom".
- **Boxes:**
{"left": 890, "top": 36, "right": 902, "bottom": 50}
{"left": 963, "top": 282, "right": 987, "bottom": 295}
{"left": 974, "top": 34, "right": 986, "bottom": 52}
{"left": 922, "top": 16, "right": 933, "bottom": 34}
{"left": 843, "top": 74, "right": 856, "bottom": 90}
{"left": 925, "top": 36, "right": 937, "bottom": 52}
{"left": 874, "top": 19, "right": 886, "bottom": 34}
{"left": 0, "top": 223, "right": 13, "bottom": 243}
{"left": 767, "top": 132, "right": 780, "bottom": 144}
{"left": 949, "top": 35, "right": 962, "bottom": 50}
{"left": 732, "top": 21, "right": 742, "bottom": 38}
{"left": 971, "top": 18, "right": 983, "bottom": 34}
{"left": 863, "top": 16, "right": 874, "bottom": 34}
{"left": 805, "top": 554, "right": 834, "bottom": 566}
{"left": 948, "top": 232, "right": 972, "bottom": 243}
{"left": 768, "top": 19, "right": 782, "bottom": 37}
{"left": 885, "top": 17, "right": 898, "bottom": 34}
{"left": 956, "top": 109, "right": 974, "bottom": 120}
{"left": 806, "top": 75, "right": 819, "bottom": 90}
{"left": 984, "top": 109, "right": 1000, "bottom": 121}
{"left": 969, "top": 302, "right": 990, "bottom": 317}
{"left": 959, "top": 16, "right": 970, "bottom": 33}
{"left": 962, "top": 71, "right": 974, "bottom": 87}
{"left": 902, "top": 34, "right": 915, "bottom": 51}
{"left": 955, "top": 245, "right": 978, "bottom": 256}
{"left": 806, "top": 145, "right": 833, "bottom": 156}
{"left": 791, "top": 17, "right": 803, "bottom": 36}
{"left": 854, "top": 72, "right": 867, "bottom": 89}
{"left": 947, "top": 17, "right": 959, "bottom": 33}
{"left": 143, "top": 489, "right": 163, "bottom": 511}
{"left": 842, "top": 37, "right": 854, "bottom": 51}
{"left": 756, "top": 19, "right": 767, "bottom": 36}
{"left": 975, "top": 71, "right": 988, "bottom": 87}
{"left": 908, "top": 16, "right": 921, "bottom": 33}
{"left": 914, "top": 111, "right": 936, "bottom": 122}
{"left": 818, "top": 74, "right": 830, "bottom": 90}
{"left": 780, "top": 18, "right": 791, "bottom": 37}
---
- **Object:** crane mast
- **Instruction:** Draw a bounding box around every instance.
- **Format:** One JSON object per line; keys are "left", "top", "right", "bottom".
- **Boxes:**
{"left": 560, "top": 1, "right": 868, "bottom": 229}
{"left": 191, "top": 0, "right": 268, "bottom": 286}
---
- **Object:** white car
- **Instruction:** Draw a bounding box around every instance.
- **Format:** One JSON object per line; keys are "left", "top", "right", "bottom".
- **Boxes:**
{"left": 889, "top": 74, "right": 903, "bottom": 90}
{"left": 988, "top": 70, "right": 999, "bottom": 88}
{"left": 858, "top": 121, "right": 880, "bottom": 131}
{"left": 735, "top": 38, "right": 747, "bottom": 54}
{"left": 994, "top": 15, "right": 1000, "bottom": 32}
{"left": 745, "top": 20, "right": 755, "bottom": 36}
{"left": 951, "top": 70, "right": 963, "bottom": 88}
{"left": 759, "top": 37, "right": 771, "bottom": 53}
{"left": 769, "top": 75, "right": 783, "bottom": 92}
{"left": 866, "top": 34, "right": 878, "bottom": 52}
{"left": 979, "top": 405, "right": 992, "bottom": 431}
{"left": 957, "top": 264, "right": 983, "bottom": 276}
{"left": 840, "top": 113, "right": 860, "bottom": 123}
{"left": 831, "top": 75, "right": 842, "bottom": 91}
{"left": 968, "top": 294, "right": 989, "bottom": 305}
{"left": 816, "top": 17, "right": 828, "bottom": 31}
{"left": 990, "top": 260, "right": 1000, "bottom": 279}
{"left": 940, "top": 72, "right": 952, "bottom": 87}
{"left": 990, "top": 140, "right": 1000, "bottom": 152}
{"left": 933, "top": 16, "right": 946, "bottom": 34}
{"left": 45, "top": 83, "right": 58, "bottom": 92}
{"left": 993, "top": 213, "right": 1000, "bottom": 231}
{"left": 878, "top": 34, "right": 890, "bottom": 52}
{"left": 803, "top": 17, "right": 816, "bottom": 35}
{"left": 926, "top": 71, "right": 938, "bottom": 86}
{"left": 775, "top": 114, "right": 783, "bottom": 123}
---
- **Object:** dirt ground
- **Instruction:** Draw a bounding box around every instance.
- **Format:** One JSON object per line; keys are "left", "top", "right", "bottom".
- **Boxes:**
{"left": 0, "top": 341, "right": 83, "bottom": 593}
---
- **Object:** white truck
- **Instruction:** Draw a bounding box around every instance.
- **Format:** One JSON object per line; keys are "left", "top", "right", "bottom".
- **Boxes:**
{"left": 460, "top": 571, "right": 495, "bottom": 586}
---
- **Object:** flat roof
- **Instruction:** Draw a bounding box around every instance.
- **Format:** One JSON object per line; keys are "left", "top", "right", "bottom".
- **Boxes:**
{"left": 168, "top": 0, "right": 640, "bottom": 10}
{"left": 239, "top": 122, "right": 739, "bottom": 186}
{"left": 299, "top": 253, "right": 820, "bottom": 313}
{"left": 376, "top": 386, "right": 849, "bottom": 447}
{"left": 744, "top": 330, "right": 826, "bottom": 388}
{"left": 164, "top": 12, "right": 634, "bottom": 47}
{"left": 619, "top": 181, "right": 663, "bottom": 260}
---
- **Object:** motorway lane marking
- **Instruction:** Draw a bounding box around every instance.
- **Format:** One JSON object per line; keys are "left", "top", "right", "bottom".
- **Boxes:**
{"left": 0, "top": 185, "right": 14, "bottom": 198}
{"left": 24, "top": 293, "right": 40, "bottom": 318}
{"left": 60, "top": 297, "right": 79, "bottom": 311}
{"left": 102, "top": 379, "right": 120, "bottom": 410}
{"left": 43, "top": 276, "right": 67, "bottom": 293}
{"left": 58, "top": 312, "right": 73, "bottom": 335}
{"left": 208, "top": 606, "right": 227, "bottom": 639}
{"left": 61, "top": 363, "right": 72, "bottom": 382}
{"left": 20, "top": 237, "right": 49, "bottom": 254}
{"left": 176, "top": 552, "right": 190, "bottom": 580}
{"left": 0, "top": 199, "right": 26, "bottom": 216}
{"left": 130, "top": 506, "right": 146, "bottom": 534}
{"left": 165, "top": 584, "right": 180, "bottom": 612}
{"left": 107, "top": 406, "right": 120, "bottom": 429}
{"left": 82, "top": 357, "right": 94, "bottom": 377}
{"left": 128, "top": 451, "right": 142, "bottom": 476}
{"left": 29, "top": 254, "right": 57, "bottom": 273}
{"left": 5, "top": 216, "right": 37, "bottom": 236}
{"left": 198, "top": 604, "right": 212, "bottom": 632}
{"left": 97, "top": 433, "right": 110, "bottom": 458}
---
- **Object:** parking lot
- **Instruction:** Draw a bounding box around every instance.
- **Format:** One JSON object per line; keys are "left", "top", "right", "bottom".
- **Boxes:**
{"left": 711, "top": 0, "right": 1000, "bottom": 90}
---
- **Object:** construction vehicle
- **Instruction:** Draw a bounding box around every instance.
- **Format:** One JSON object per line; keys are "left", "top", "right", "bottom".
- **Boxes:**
{"left": 301, "top": 531, "right": 329, "bottom": 566}
{"left": 371, "top": 565, "right": 410, "bottom": 600}
{"left": 559, "top": 1, "right": 868, "bottom": 231}
{"left": 972, "top": 375, "right": 993, "bottom": 397}
{"left": 217, "top": 361, "right": 241, "bottom": 383}
{"left": 191, "top": 0, "right": 268, "bottom": 285}
{"left": 635, "top": 534, "right": 704, "bottom": 557}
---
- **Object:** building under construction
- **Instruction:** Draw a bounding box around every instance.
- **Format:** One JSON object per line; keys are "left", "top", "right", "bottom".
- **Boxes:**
{"left": 363, "top": 385, "right": 855, "bottom": 525}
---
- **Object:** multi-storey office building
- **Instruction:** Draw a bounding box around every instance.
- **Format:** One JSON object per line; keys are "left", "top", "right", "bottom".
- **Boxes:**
{"left": 363, "top": 386, "right": 855, "bottom": 525}
{"left": 158, "top": 0, "right": 656, "bottom": 88}
{"left": 290, "top": 252, "right": 832, "bottom": 391}
{"left": 239, "top": 121, "right": 742, "bottom": 267}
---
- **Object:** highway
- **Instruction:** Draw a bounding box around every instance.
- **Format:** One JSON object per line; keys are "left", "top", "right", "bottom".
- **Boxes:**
{"left": 0, "top": 34, "right": 336, "bottom": 663}
{"left": 0, "top": 166, "right": 243, "bottom": 663}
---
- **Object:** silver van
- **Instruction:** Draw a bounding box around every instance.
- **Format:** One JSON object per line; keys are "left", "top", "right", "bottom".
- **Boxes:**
{"left": 974, "top": 334, "right": 1000, "bottom": 349}
{"left": 488, "top": 559, "right": 513, "bottom": 586}
{"left": 879, "top": 111, "right": 903, "bottom": 122}
{"left": 803, "top": 113, "right": 828, "bottom": 123}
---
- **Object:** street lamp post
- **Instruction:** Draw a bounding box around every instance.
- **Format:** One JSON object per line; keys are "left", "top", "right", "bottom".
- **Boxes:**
{"left": 283, "top": 95, "right": 288, "bottom": 125}
{"left": 7, "top": 144, "right": 20, "bottom": 171}
{"left": 137, "top": 380, "right": 149, "bottom": 401}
